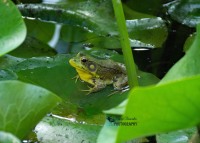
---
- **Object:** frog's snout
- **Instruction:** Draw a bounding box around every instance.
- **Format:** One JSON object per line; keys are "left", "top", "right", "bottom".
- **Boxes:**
{"left": 69, "top": 59, "right": 75, "bottom": 67}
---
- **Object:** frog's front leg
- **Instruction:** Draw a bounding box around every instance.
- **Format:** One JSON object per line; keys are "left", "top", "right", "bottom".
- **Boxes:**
{"left": 82, "top": 78, "right": 106, "bottom": 94}
{"left": 72, "top": 75, "right": 80, "bottom": 83}
{"left": 113, "top": 74, "right": 128, "bottom": 90}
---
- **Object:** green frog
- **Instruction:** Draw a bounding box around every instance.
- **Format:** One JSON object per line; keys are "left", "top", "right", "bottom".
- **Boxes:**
{"left": 69, "top": 52, "right": 128, "bottom": 94}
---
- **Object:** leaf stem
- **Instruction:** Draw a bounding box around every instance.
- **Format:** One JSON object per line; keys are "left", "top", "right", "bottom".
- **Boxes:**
{"left": 112, "top": 0, "right": 139, "bottom": 88}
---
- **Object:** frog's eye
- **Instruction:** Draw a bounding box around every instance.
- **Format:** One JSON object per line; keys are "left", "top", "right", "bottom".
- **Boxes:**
{"left": 81, "top": 57, "right": 87, "bottom": 63}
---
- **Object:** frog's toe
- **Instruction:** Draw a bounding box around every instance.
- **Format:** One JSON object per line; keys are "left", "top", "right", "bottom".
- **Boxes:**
{"left": 81, "top": 86, "right": 94, "bottom": 95}
{"left": 72, "top": 75, "right": 79, "bottom": 83}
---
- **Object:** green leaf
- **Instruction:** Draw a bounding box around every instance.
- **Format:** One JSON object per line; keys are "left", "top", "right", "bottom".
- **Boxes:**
{"left": 0, "top": 0, "right": 26, "bottom": 56}
{"left": 18, "top": 1, "right": 116, "bottom": 36}
{"left": 1, "top": 48, "right": 159, "bottom": 115}
{"left": 18, "top": 2, "right": 167, "bottom": 48}
{"left": 117, "top": 75, "right": 200, "bottom": 142}
{"left": 0, "top": 50, "right": 129, "bottom": 116}
{"left": 34, "top": 116, "right": 101, "bottom": 143}
{"left": 127, "top": 17, "right": 168, "bottom": 48}
{"left": 0, "top": 80, "right": 61, "bottom": 139}
{"left": 0, "top": 131, "right": 20, "bottom": 143}
{"left": 165, "top": 0, "right": 200, "bottom": 27}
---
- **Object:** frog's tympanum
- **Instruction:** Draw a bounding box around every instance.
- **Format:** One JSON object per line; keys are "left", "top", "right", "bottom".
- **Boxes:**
{"left": 69, "top": 52, "right": 128, "bottom": 94}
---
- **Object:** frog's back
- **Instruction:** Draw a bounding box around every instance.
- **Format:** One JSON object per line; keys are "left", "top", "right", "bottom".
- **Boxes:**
{"left": 96, "top": 59, "right": 126, "bottom": 79}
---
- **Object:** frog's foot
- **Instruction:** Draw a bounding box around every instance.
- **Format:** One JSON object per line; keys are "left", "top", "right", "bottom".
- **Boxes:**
{"left": 81, "top": 82, "right": 106, "bottom": 95}
{"left": 113, "top": 75, "right": 128, "bottom": 91}
{"left": 72, "top": 75, "right": 79, "bottom": 83}
{"left": 81, "top": 85, "right": 96, "bottom": 95}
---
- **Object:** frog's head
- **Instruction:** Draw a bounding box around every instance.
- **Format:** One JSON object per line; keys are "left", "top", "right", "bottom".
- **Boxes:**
{"left": 69, "top": 52, "right": 98, "bottom": 75}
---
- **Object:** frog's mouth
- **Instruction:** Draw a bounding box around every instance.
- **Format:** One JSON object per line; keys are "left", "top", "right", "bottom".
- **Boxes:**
{"left": 69, "top": 59, "right": 86, "bottom": 71}
{"left": 69, "top": 59, "right": 93, "bottom": 83}
{"left": 69, "top": 58, "right": 92, "bottom": 74}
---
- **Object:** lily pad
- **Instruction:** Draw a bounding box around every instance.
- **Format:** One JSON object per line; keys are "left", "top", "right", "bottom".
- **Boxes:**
{"left": 0, "top": 0, "right": 26, "bottom": 56}
{"left": 17, "top": 1, "right": 117, "bottom": 36}
{"left": 0, "top": 48, "right": 159, "bottom": 116}
{"left": 34, "top": 116, "right": 101, "bottom": 143}
{"left": 117, "top": 75, "right": 200, "bottom": 142}
{"left": 0, "top": 80, "right": 61, "bottom": 139}
{"left": 127, "top": 17, "right": 168, "bottom": 48}
{"left": 165, "top": 0, "right": 200, "bottom": 27}
{"left": 18, "top": 2, "right": 168, "bottom": 48}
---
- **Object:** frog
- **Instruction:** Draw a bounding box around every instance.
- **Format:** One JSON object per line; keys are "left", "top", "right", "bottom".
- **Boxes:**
{"left": 69, "top": 52, "right": 128, "bottom": 94}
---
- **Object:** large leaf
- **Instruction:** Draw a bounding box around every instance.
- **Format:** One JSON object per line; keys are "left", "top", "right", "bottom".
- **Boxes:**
{"left": 117, "top": 75, "right": 200, "bottom": 142}
{"left": 164, "top": 0, "right": 200, "bottom": 27}
{"left": 98, "top": 24, "right": 200, "bottom": 143}
{"left": 17, "top": 2, "right": 168, "bottom": 48}
{"left": 114, "top": 24, "right": 200, "bottom": 142}
{"left": 17, "top": 1, "right": 117, "bottom": 36}
{"left": 34, "top": 116, "right": 101, "bottom": 143}
{"left": 0, "top": 49, "right": 159, "bottom": 116}
{"left": 0, "top": 0, "right": 26, "bottom": 56}
{"left": 0, "top": 80, "right": 61, "bottom": 139}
